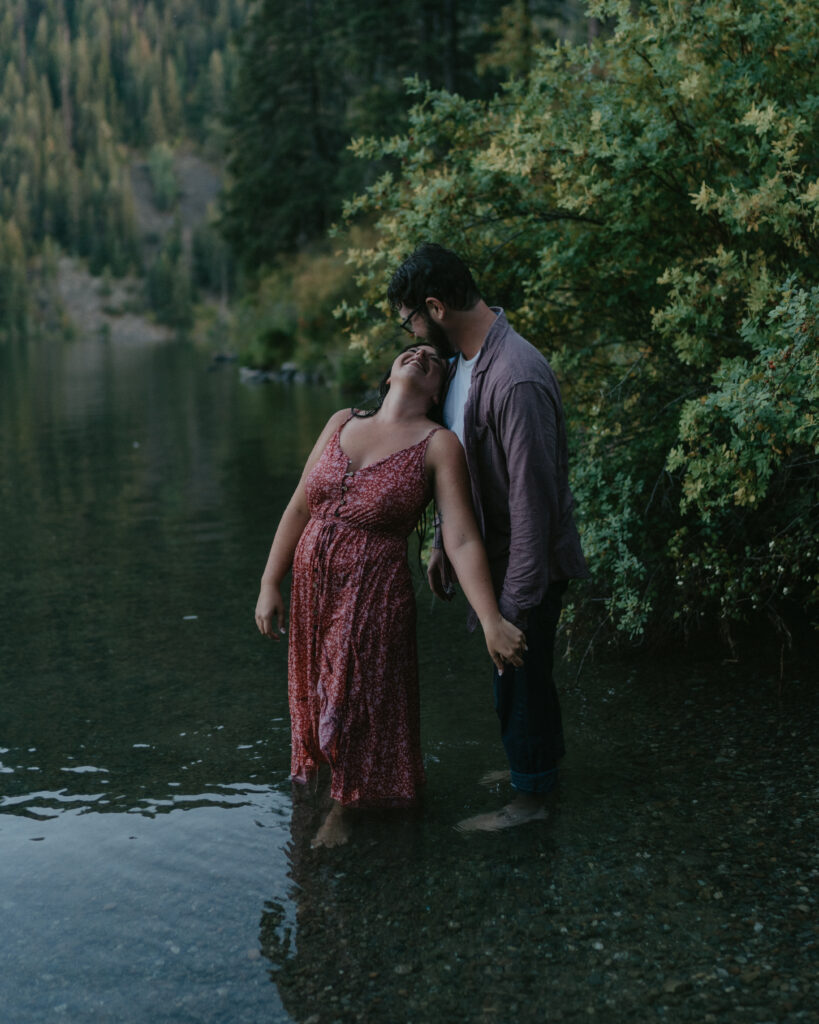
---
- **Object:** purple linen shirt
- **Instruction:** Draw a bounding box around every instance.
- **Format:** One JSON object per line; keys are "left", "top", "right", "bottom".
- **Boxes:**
{"left": 447, "top": 310, "right": 589, "bottom": 629}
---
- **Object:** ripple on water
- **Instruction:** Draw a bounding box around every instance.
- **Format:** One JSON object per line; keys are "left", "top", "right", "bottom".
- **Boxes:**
{"left": 0, "top": 788, "right": 296, "bottom": 1024}
{"left": 3, "top": 341, "right": 817, "bottom": 1022}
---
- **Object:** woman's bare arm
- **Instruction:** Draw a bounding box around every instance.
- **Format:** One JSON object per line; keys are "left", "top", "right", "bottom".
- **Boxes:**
{"left": 427, "top": 430, "right": 526, "bottom": 671}
{"left": 255, "top": 409, "right": 350, "bottom": 639}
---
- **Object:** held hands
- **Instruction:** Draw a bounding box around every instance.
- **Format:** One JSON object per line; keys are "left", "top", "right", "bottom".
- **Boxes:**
{"left": 483, "top": 615, "right": 527, "bottom": 674}
{"left": 255, "top": 582, "right": 287, "bottom": 640}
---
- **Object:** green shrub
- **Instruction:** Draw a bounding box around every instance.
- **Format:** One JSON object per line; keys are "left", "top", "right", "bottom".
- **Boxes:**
{"left": 232, "top": 230, "right": 377, "bottom": 384}
{"left": 339, "top": 0, "right": 819, "bottom": 647}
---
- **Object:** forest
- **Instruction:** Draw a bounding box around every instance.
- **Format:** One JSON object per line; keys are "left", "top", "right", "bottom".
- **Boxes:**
{"left": 0, "top": 0, "right": 245, "bottom": 337}
{"left": 2, "top": 0, "right": 817, "bottom": 652}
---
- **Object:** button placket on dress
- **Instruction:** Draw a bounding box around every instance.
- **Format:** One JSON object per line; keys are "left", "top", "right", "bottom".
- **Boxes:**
{"left": 334, "top": 456, "right": 354, "bottom": 517}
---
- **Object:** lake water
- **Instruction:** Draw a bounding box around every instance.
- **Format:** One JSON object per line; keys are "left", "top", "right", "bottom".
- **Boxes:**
{"left": 1, "top": 336, "right": 816, "bottom": 1023}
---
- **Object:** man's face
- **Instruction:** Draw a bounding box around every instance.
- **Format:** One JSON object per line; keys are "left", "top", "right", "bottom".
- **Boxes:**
{"left": 398, "top": 304, "right": 453, "bottom": 356}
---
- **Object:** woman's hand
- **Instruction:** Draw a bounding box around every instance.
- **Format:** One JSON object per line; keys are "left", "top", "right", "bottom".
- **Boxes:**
{"left": 482, "top": 615, "right": 527, "bottom": 674}
{"left": 255, "top": 582, "right": 287, "bottom": 640}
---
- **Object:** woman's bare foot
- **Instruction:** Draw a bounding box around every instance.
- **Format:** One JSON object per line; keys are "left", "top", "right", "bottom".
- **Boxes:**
{"left": 456, "top": 792, "right": 550, "bottom": 833}
{"left": 311, "top": 801, "right": 351, "bottom": 848}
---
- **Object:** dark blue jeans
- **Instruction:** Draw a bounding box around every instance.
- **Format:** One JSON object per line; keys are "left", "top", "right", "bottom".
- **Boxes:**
{"left": 493, "top": 581, "right": 567, "bottom": 795}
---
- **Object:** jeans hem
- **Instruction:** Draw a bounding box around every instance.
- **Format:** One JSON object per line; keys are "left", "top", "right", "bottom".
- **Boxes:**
{"left": 510, "top": 767, "right": 558, "bottom": 795}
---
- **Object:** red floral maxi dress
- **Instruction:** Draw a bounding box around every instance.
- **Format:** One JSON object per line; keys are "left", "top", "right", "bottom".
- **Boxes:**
{"left": 287, "top": 415, "right": 440, "bottom": 807}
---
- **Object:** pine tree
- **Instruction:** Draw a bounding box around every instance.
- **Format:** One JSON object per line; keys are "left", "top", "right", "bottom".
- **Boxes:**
{"left": 0, "top": 219, "right": 30, "bottom": 340}
{"left": 220, "top": 0, "right": 538, "bottom": 271}
{"left": 147, "top": 216, "right": 193, "bottom": 328}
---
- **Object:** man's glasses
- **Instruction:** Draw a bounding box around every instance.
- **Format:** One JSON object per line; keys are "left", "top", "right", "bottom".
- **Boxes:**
{"left": 399, "top": 307, "right": 421, "bottom": 334}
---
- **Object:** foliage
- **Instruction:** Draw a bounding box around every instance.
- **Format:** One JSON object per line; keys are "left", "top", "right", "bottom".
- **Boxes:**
{"left": 0, "top": 219, "right": 30, "bottom": 341}
{"left": 231, "top": 230, "right": 375, "bottom": 386}
{"left": 477, "top": 0, "right": 587, "bottom": 78}
{"left": 339, "top": 0, "right": 819, "bottom": 646}
{"left": 220, "top": 0, "right": 582, "bottom": 273}
{"left": 146, "top": 217, "right": 193, "bottom": 329}
{"left": 0, "top": 0, "right": 246, "bottom": 340}
{"left": 666, "top": 283, "right": 818, "bottom": 641}
{"left": 191, "top": 207, "right": 234, "bottom": 299}
{"left": 148, "top": 144, "right": 179, "bottom": 211}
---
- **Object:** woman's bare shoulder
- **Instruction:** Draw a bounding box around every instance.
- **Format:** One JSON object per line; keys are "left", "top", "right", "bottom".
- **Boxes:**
{"left": 303, "top": 408, "right": 352, "bottom": 463}
{"left": 326, "top": 408, "right": 354, "bottom": 431}
{"left": 426, "top": 425, "right": 465, "bottom": 463}
{"left": 314, "top": 407, "right": 354, "bottom": 441}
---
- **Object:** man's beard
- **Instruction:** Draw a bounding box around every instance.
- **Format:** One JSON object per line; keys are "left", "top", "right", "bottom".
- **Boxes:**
{"left": 423, "top": 316, "right": 455, "bottom": 359}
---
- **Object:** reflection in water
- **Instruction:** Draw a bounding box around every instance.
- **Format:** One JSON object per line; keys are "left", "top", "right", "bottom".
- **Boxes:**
{"left": 270, "top": 667, "right": 817, "bottom": 1024}
{"left": 255, "top": 627, "right": 818, "bottom": 1023}
{"left": 2, "top": 338, "right": 817, "bottom": 1023}
{"left": 0, "top": 336, "right": 341, "bottom": 1023}
{"left": 2, "top": 791, "right": 294, "bottom": 1022}
{"left": 0, "top": 336, "right": 341, "bottom": 809}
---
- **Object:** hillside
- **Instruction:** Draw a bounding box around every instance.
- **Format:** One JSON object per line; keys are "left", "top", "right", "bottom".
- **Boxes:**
{"left": 0, "top": 0, "right": 248, "bottom": 341}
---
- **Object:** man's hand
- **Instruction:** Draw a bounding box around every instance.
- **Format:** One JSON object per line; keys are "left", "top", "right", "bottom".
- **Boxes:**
{"left": 427, "top": 547, "right": 456, "bottom": 601}
{"left": 483, "top": 615, "right": 526, "bottom": 674}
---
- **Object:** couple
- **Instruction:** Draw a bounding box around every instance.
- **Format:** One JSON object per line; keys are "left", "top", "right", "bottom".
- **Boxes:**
{"left": 255, "top": 244, "right": 588, "bottom": 847}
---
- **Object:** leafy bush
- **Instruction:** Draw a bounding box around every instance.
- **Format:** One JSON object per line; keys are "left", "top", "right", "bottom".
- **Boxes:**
{"left": 666, "top": 283, "right": 818, "bottom": 643}
{"left": 232, "top": 231, "right": 377, "bottom": 385}
{"left": 339, "top": 0, "right": 819, "bottom": 648}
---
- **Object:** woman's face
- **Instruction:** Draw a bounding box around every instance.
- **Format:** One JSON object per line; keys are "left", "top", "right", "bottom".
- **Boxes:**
{"left": 391, "top": 344, "right": 448, "bottom": 402}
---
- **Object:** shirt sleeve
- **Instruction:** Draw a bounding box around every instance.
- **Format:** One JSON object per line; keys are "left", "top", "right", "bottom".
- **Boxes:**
{"left": 495, "top": 380, "right": 561, "bottom": 627}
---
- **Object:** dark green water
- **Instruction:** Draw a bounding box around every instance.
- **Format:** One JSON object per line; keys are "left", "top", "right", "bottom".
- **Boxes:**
{"left": 1, "top": 337, "right": 817, "bottom": 1023}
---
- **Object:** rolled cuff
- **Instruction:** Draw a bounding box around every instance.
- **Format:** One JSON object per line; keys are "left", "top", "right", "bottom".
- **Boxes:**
{"left": 498, "top": 592, "right": 530, "bottom": 630}
{"left": 511, "top": 766, "right": 558, "bottom": 794}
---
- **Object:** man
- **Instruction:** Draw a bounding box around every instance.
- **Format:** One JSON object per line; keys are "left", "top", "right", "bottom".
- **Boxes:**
{"left": 387, "top": 242, "right": 589, "bottom": 831}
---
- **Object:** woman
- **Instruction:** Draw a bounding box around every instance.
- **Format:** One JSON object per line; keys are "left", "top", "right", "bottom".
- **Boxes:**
{"left": 254, "top": 343, "right": 525, "bottom": 847}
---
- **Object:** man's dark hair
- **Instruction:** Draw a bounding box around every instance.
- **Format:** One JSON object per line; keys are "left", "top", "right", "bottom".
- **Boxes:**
{"left": 387, "top": 242, "right": 482, "bottom": 313}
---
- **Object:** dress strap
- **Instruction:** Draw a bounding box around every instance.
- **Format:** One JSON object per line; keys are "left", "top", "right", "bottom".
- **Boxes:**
{"left": 418, "top": 425, "right": 445, "bottom": 475}
{"left": 422, "top": 424, "right": 444, "bottom": 447}
{"left": 332, "top": 409, "right": 359, "bottom": 449}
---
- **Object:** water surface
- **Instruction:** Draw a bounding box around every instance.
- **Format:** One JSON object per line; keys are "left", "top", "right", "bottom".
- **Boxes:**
{"left": 1, "top": 335, "right": 816, "bottom": 1023}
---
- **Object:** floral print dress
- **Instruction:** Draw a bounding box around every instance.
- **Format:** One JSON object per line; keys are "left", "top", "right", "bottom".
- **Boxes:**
{"left": 287, "top": 416, "right": 440, "bottom": 807}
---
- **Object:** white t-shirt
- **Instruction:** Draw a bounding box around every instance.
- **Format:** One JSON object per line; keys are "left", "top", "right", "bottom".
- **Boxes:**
{"left": 443, "top": 351, "right": 480, "bottom": 444}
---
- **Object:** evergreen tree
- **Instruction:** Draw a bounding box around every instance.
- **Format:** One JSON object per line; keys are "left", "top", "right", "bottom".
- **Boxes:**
{"left": 147, "top": 217, "right": 193, "bottom": 328}
{"left": 0, "top": 219, "right": 30, "bottom": 340}
{"left": 0, "top": 0, "right": 250, "bottom": 339}
{"left": 220, "top": 0, "right": 561, "bottom": 272}
{"left": 148, "top": 143, "right": 179, "bottom": 211}
{"left": 192, "top": 209, "right": 233, "bottom": 301}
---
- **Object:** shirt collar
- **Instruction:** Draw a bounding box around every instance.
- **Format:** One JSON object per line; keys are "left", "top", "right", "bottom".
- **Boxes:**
{"left": 470, "top": 307, "right": 507, "bottom": 377}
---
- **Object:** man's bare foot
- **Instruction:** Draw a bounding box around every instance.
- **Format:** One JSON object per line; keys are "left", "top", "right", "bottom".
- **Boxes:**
{"left": 479, "top": 769, "right": 511, "bottom": 786}
{"left": 456, "top": 793, "right": 550, "bottom": 833}
{"left": 311, "top": 801, "right": 351, "bottom": 848}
